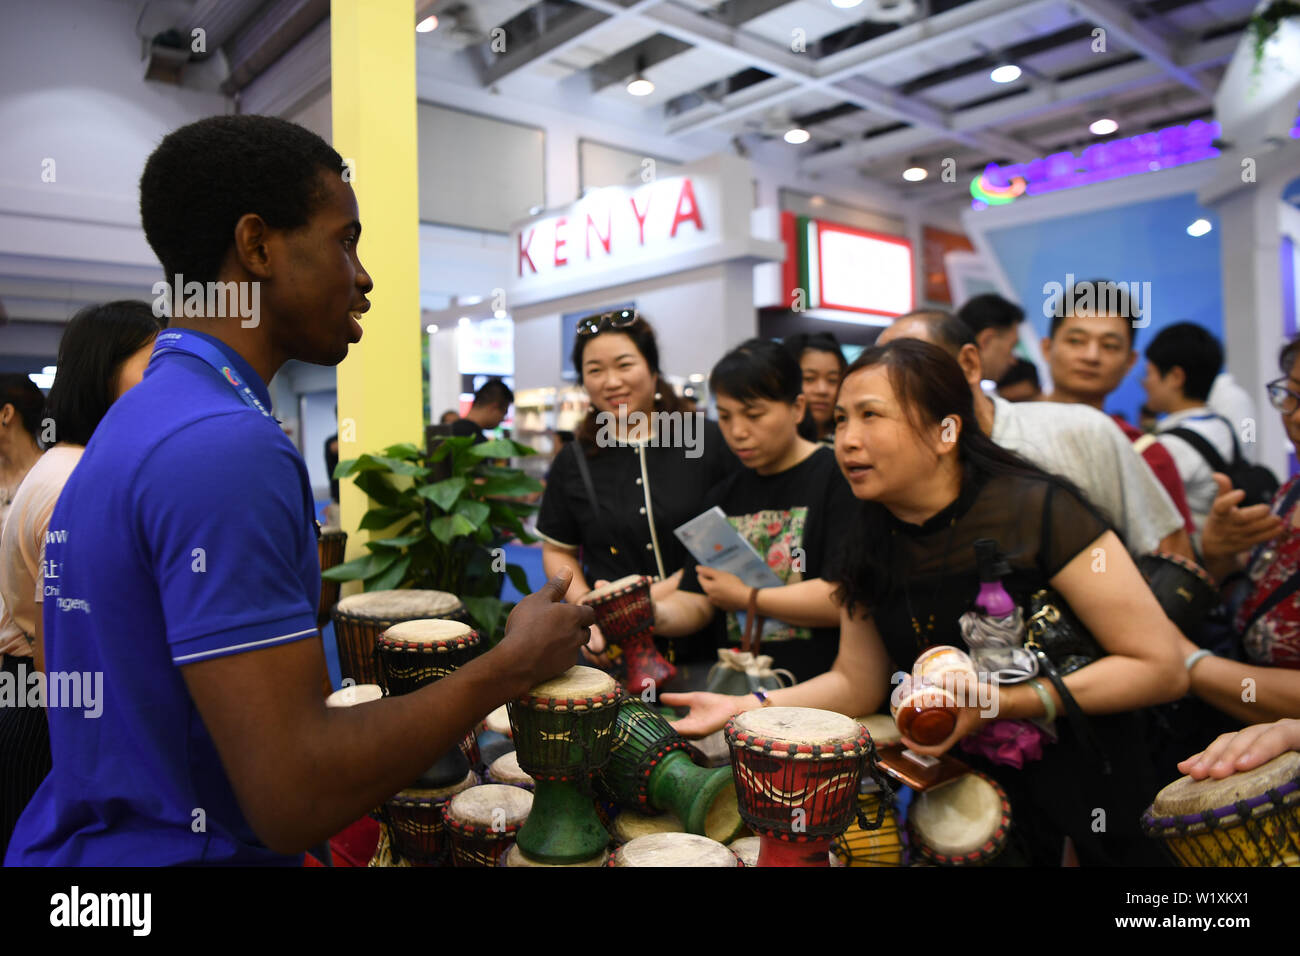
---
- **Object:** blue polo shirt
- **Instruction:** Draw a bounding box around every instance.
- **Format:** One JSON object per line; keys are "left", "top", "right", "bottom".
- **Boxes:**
{"left": 6, "top": 330, "right": 320, "bottom": 866}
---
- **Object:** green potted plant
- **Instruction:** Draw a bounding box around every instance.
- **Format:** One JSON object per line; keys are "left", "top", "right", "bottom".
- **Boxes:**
{"left": 1249, "top": 1, "right": 1300, "bottom": 73}
{"left": 324, "top": 436, "right": 543, "bottom": 640}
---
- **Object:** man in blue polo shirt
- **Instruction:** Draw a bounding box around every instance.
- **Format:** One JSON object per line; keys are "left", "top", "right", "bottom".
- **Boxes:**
{"left": 6, "top": 115, "right": 593, "bottom": 866}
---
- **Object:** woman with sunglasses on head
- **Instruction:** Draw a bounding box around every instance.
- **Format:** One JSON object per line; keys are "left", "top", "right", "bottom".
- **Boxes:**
{"left": 1177, "top": 335, "right": 1300, "bottom": 726}
{"left": 664, "top": 339, "right": 1188, "bottom": 865}
{"left": 783, "top": 332, "right": 847, "bottom": 444}
{"left": 535, "top": 310, "right": 739, "bottom": 672}
{"left": 0, "top": 300, "right": 163, "bottom": 859}
{"left": 653, "top": 339, "right": 857, "bottom": 682}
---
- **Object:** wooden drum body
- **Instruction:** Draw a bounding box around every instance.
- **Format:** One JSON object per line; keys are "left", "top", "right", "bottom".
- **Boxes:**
{"left": 580, "top": 575, "right": 677, "bottom": 695}
{"left": 330, "top": 589, "right": 470, "bottom": 688}
{"left": 381, "top": 769, "right": 478, "bottom": 866}
{"left": 445, "top": 784, "right": 533, "bottom": 867}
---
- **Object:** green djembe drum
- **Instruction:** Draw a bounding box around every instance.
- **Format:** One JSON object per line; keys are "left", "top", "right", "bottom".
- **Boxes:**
{"left": 508, "top": 666, "right": 620, "bottom": 864}
{"left": 596, "top": 698, "right": 744, "bottom": 844}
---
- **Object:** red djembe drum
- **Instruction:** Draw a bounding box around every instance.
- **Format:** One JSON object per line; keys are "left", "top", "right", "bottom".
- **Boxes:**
{"left": 726, "top": 706, "right": 878, "bottom": 867}
{"left": 580, "top": 575, "right": 676, "bottom": 695}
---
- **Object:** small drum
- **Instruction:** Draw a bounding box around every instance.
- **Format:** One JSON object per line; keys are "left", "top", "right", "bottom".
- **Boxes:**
{"left": 733, "top": 835, "right": 841, "bottom": 867}
{"left": 445, "top": 784, "right": 534, "bottom": 867}
{"left": 376, "top": 619, "right": 480, "bottom": 697}
{"left": 317, "top": 528, "right": 348, "bottom": 628}
{"left": 608, "top": 832, "right": 739, "bottom": 867}
{"left": 502, "top": 844, "right": 609, "bottom": 867}
{"left": 483, "top": 705, "right": 513, "bottom": 738}
{"left": 580, "top": 575, "right": 677, "bottom": 694}
{"left": 485, "top": 750, "right": 536, "bottom": 791}
{"left": 367, "top": 824, "right": 409, "bottom": 868}
{"left": 608, "top": 808, "right": 685, "bottom": 844}
{"left": 858, "top": 714, "right": 901, "bottom": 749}
{"left": 1141, "top": 751, "right": 1300, "bottom": 866}
{"left": 831, "top": 791, "right": 905, "bottom": 867}
{"left": 596, "top": 698, "right": 743, "bottom": 843}
{"left": 1137, "top": 551, "right": 1219, "bottom": 640}
{"left": 907, "top": 771, "right": 1011, "bottom": 866}
{"left": 331, "top": 589, "right": 470, "bottom": 687}
{"left": 726, "top": 707, "right": 872, "bottom": 867}
{"left": 325, "top": 683, "right": 383, "bottom": 708}
{"left": 381, "top": 768, "right": 478, "bottom": 866}
{"left": 508, "top": 665, "right": 621, "bottom": 864}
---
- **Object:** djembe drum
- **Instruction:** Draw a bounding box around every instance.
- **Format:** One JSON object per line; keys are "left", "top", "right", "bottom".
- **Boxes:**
{"left": 607, "top": 832, "right": 739, "bottom": 867}
{"left": 317, "top": 528, "right": 347, "bottom": 628}
{"left": 733, "top": 835, "right": 841, "bottom": 867}
{"left": 508, "top": 665, "right": 620, "bottom": 864}
{"left": 331, "top": 589, "right": 470, "bottom": 688}
{"left": 381, "top": 768, "right": 478, "bottom": 866}
{"left": 831, "top": 714, "right": 905, "bottom": 867}
{"left": 596, "top": 698, "right": 743, "bottom": 844}
{"left": 726, "top": 707, "right": 875, "bottom": 867}
{"left": 501, "top": 844, "right": 608, "bottom": 867}
{"left": 485, "top": 750, "right": 535, "bottom": 791}
{"left": 445, "top": 784, "right": 534, "bottom": 867}
{"left": 608, "top": 808, "right": 685, "bottom": 844}
{"left": 580, "top": 575, "right": 677, "bottom": 695}
{"left": 907, "top": 771, "right": 1011, "bottom": 866}
{"left": 1141, "top": 752, "right": 1300, "bottom": 866}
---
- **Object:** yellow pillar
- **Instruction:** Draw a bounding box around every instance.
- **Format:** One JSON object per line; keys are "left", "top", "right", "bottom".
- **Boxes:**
{"left": 330, "top": 0, "right": 423, "bottom": 581}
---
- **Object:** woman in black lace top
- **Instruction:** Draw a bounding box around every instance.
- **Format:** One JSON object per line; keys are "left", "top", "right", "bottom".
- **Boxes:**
{"left": 666, "top": 339, "right": 1188, "bottom": 865}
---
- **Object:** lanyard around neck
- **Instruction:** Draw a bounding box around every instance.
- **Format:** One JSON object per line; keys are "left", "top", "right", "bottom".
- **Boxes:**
{"left": 151, "top": 330, "right": 274, "bottom": 420}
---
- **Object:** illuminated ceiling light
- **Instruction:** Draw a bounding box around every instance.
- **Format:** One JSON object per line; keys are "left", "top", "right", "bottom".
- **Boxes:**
{"left": 831, "top": 0, "right": 865, "bottom": 7}
{"left": 784, "top": 127, "right": 811, "bottom": 145}
{"left": 426, "top": 324, "right": 438, "bottom": 334}
{"left": 903, "top": 166, "right": 928, "bottom": 182}
{"left": 458, "top": 316, "right": 471, "bottom": 326}
{"left": 460, "top": 295, "right": 483, "bottom": 306}
{"left": 627, "top": 76, "right": 655, "bottom": 96}
{"left": 1187, "top": 218, "right": 1212, "bottom": 237}
{"left": 990, "top": 63, "right": 1021, "bottom": 84}
{"left": 416, "top": 15, "right": 438, "bottom": 33}
{"left": 1089, "top": 117, "right": 1118, "bottom": 136}
{"left": 494, "top": 309, "right": 507, "bottom": 319}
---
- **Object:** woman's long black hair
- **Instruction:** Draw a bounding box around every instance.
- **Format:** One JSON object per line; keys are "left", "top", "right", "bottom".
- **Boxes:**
{"left": 710, "top": 337, "right": 817, "bottom": 444}
{"left": 833, "top": 338, "right": 1099, "bottom": 617}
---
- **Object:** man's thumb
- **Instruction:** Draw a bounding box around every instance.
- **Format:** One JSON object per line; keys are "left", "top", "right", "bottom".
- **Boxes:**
{"left": 1212, "top": 472, "right": 1233, "bottom": 496}
{"left": 540, "top": 568, "right": 574, "bottom": 601}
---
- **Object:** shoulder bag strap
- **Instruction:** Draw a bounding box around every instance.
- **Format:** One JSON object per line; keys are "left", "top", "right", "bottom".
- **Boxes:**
{"left": 1166, "top": 426, "right": 1233, "bottom": 475}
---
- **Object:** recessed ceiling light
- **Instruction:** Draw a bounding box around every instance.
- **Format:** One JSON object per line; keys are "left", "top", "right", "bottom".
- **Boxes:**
{"left": 1089, "top": 117, "right": 1118, "bottom": 136}
{"left": 784, "top": 127, "right": 811, "bottom": 145}
{"left": 990, "top": 63, "right": 1021, "bottom": 84}
{"left": 416, "top": 15, "right": 438, "bottom": 33}
{"left": 461, "top": 295, "right": 483, "bottom": 306}
{"left": 426, "top": 324, "right": 438, "bottom": 334}
{"left": 627, "top": 76, "right": 654, "bottom": 96}
{"left": 494, "top": 309, "right": 507, "bottom": 319}
{"left": 458, "top": 316, "right": 471, "bottom": 326}
{"left": 1187, "top": 218, "right": 1212, "bottom": 237}
{"left": 903, "top": 166, "right": 928, "bottom": 182}
{"left": 831, "top": 0, "right": 865, "bottom": 7}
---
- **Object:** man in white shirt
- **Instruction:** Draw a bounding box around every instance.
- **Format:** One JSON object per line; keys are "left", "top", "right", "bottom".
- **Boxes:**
{"left": 880, "top": 311, "right": 1192, "bottom": 559}
{"left": 1142, "top": 323, "right": 1238, "bottom": 533}
{"left": 1208, "top": 372, "right": 1259, "bottom": 464}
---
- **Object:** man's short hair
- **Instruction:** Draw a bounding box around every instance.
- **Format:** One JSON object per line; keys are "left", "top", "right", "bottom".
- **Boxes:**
{"left": 894, "top": 309, "right": 976, "bottom": 359}
{"left": 1145, "top": 322, "right": 1223, "bottom": 401}
{"left": 140, "top": 115, "right": 344, "bottom": 285}
{"left": 1048, "top": 278, "right": 1136, "bottom": 346}
{"left": 998, "top": 358, "right": 1041, "bottom": 391}
{"left": 0, "top": 373, "right": 46, "bottom": 439}
{"left": 958, "top": 294, "right": 1023, "bottom": 335}
{"left": 473, "top": 378, "right": 514, "bottom": 409}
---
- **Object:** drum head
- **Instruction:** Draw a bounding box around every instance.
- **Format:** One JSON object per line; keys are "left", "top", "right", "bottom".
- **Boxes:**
{"left": 447, "top": 784, "right": 532, "bottom": 828}
{"left": 484, "top": 705, "right": 513, "bottom": 736}
{"left": 487, "top": 750, "right": 534, "bottom": 787}
{"left": 336, "top": 589, "right": 463, "bottom": 619}
{"left": 1151, "top": 752, "right": 1300, "bottom": 818}
{"left": 730, "top": 706, "right": 864, "bottom": 749}
{"left": 911, "top": 773, "right": 1006, "bottom": 860}
{"left": 581, "top": 575, "right": 648, "bottom": 603}
{"left": 400, "top": 769, "right": 478, "bottom": 801}
{"left": 523, "top": 665, "right": 617, "bottom": 704}
{"left": 503, "top": 844, "right": 608, "bottom": 867}
{"left": 610, "top": 810, "right": 684, "bottom": 843}
{"left": 381, "top": 618, "right": 475, "bottom": 646}
{"left": 613, "top": 832, "right": 736, "bottom": 867}
{"left": 859, "top": 714, "right": 900, "bottom": 747}
{"left": 325, "top": 684, "right": 383, "bottom": 708}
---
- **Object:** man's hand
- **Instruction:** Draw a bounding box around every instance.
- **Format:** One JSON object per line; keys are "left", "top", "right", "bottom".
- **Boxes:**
{"left": 1201, "top": 473, "right": 1283, "bottom": 560}
{"left": 494, "top": 569, "right": 596, "bottom": 696}
{"left": 696, "top": 566, "right": 750, "bottom": 612}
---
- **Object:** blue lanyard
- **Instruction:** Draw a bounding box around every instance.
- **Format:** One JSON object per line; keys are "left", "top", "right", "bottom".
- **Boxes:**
{"left": 151, "top": 330, "right": 275, "bottom": 420}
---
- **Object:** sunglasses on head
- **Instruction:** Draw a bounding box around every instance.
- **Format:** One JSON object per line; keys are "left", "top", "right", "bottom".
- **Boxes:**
{"left": 575, "top": 309, "right": 639, "bottom": 337}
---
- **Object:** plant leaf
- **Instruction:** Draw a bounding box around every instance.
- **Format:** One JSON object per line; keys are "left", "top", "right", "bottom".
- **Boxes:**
{"left": 467, "top": 439, "right": 521, "bottom": 459}
{"left": 429, "top": 513, "right": 476, "bottom": 544}
{"left": 358, "top": 506, "right": 412, "bottom": 531}
{"left": 505, "top": 562, "right": 532, "bottom": 596}
{"left": 430, "top": 435, "right": 475, "bottom": 462}
{"left": 419, "top": 476, "right": 466, "bottom": 512}
{"left": 454, "top": 498, "right": 491, "bottom": 528}
{"left": 368, "top": 530, "right": 426, "bottom": 549}
{"left": 380, "top": 442, "right": 423, "bottom": 460}
{"left": 366, "top": 554, "right": 412, "bottom": 591}
{"left": 366, "top": 455, "right": 430, "bottom": 477}
{"left": 333, "top": 457, "right": 362, "bottom": 478}
{"left": 353, "top": 470, "right": 405, "bottom": 507}
{"left": 321, "top": 553, "right": 383, "bottom": 582}
{"left": 477, "top": 473, "right": 544, "bottom": 496}
{"left": 462, "top": 596, "right": 505, "bottom": 638}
